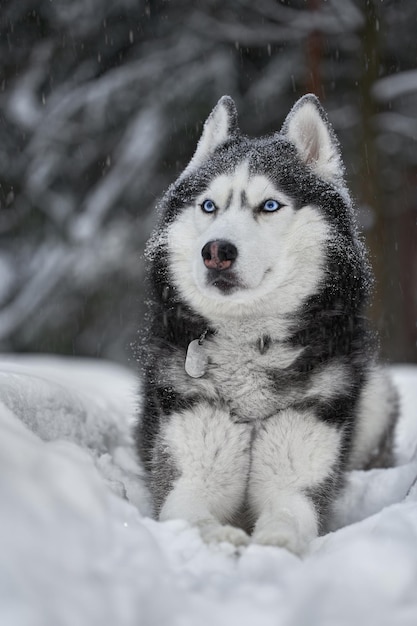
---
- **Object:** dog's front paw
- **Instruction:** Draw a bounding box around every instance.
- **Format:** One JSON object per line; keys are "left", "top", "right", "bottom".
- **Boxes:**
{"left": 198, "top": 521, "right": 250, "bottom": 547}
{"left": 252, "top": 525, "right": 307, "bottom": 555}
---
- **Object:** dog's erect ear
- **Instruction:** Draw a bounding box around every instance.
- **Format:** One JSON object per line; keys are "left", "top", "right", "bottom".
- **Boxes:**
{"left": 181, "top": 96, "right": 239, "bottom": 177}
{"left": 281, "top": 94, "right": 344, "bottom": 183}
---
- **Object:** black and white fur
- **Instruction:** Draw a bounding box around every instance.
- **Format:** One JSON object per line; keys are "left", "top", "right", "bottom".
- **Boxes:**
{"left": 135, "top": 95, "right": 398, "bottom": 554}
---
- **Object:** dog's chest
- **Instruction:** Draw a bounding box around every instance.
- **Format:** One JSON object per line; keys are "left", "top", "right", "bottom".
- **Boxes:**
{"left": 202, "top": 331, "right": 301, "bottom": 422}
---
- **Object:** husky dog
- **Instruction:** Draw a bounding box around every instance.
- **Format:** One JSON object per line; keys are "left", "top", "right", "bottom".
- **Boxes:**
{"left": 135, "top": 95, "right": 398, "bottom": 554}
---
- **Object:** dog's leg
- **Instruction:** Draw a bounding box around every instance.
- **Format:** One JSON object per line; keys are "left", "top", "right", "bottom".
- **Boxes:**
{"left": 248, "top": 408, "right": 343, "bottom": 555}
{"left": 348, "top": 366, "right": 399, "bottom": 470}
{"left": 156, "top": 402, "right": 252, "bottom": 546}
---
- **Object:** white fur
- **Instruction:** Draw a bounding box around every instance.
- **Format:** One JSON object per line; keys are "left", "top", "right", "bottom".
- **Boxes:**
{"left": 159, "top": 402, "right": 252, "bottom": 530}
{"left": 249, "top": 409, "right": 341, "bottom": 554}
{"left": 306, "top": 362, "right": 354, "bottom": 401}
{"left": 167, "top": 161, "right": 330, "bottom": 323}
{"left": 348, "top": 367, "right": 397, "bottom": 469}
{"left": 205, "top": 325, "right": 304, "bottom": 422}
{"left": 159, "top": 403, "right": 341, "bottom": 552}
{"left": 162, "top": 321, "right": 304, "bottom": 424}
{"left": 196, "top": 522, "right": 250, "bottom": 547}
{"left": 252, "top": 494, "right": 317, "bottom": 555}
{"left": 284, "top": 100, "right": 343, "bottom": 183}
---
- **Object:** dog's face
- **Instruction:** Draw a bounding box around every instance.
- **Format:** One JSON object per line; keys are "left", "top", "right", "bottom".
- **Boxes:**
{"left": 192, "top": 161, "right": 296, "bottom": 296}
{"left": 167, "top": 95, "right": 345, "bottom": 321}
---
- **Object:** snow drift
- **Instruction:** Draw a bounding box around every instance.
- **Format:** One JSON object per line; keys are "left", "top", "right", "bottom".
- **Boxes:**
{"left": 0, "top": 355, "right": 416, "bottom": 626}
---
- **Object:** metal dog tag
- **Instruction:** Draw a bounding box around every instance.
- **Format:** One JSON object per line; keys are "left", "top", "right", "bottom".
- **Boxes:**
{"left": 185, "top": 339, "right": 207, "bottom": 378}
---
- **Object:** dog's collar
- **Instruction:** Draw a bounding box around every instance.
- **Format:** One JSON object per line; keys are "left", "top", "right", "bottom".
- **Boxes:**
{"left": 185, "top": 327, "right": 211, "bottom": 378}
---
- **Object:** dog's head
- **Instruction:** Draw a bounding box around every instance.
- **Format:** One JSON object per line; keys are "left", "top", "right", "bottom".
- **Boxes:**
{"left": 163, "top": 95, "right": 350, "bottom": 321}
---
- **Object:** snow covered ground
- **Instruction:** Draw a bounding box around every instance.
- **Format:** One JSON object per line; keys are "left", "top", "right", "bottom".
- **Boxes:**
{"left": 0, "top": 354, "right": 416, "bottom": 626}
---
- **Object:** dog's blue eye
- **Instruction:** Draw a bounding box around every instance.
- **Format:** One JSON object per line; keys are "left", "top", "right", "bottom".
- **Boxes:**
{"left": 262, "top": 199, "right": 281, "bottom": 212}
{"left": 201, "top": 199, "right": 216, "bottom": 213}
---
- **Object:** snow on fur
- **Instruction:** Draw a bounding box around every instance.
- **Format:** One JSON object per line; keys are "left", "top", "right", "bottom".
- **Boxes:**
{"left": 0, "top": 354, "right": 416, "bottom": 626}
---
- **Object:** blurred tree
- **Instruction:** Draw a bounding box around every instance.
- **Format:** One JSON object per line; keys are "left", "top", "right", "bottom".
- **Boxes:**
{"left": 0, "top": 0, "right": 416, "bottom": 363}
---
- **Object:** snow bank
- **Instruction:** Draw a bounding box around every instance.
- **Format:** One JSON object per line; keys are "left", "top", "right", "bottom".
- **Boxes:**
{"left": 0, "top": 355, "right": 416, "bottom": 626}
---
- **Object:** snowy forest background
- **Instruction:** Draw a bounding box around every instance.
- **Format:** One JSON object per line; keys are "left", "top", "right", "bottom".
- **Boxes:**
{"left": 1, "top": 0, "right": 417, "bottom": 365}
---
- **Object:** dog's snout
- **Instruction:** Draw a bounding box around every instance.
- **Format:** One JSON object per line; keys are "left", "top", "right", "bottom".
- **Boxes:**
{"left": 202, "top": 240, "right": 238, "bottom": 271}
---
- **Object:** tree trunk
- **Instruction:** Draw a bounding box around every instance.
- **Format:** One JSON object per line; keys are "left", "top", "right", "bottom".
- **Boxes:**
{"left": 305, "top": 0, "right": 324, "bottom": 100}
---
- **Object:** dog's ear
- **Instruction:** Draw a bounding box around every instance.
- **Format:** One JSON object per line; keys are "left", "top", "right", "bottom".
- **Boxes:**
{"left": 281, "top": 94, "right": 344, "bottom": 183}
{"left": 182, "top": 96, "right": 239, "bottom": 177}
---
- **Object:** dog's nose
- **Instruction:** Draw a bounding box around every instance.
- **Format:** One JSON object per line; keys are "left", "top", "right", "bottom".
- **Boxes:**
{"left": 201, "top": 240, "right": 238, "bottom": 270}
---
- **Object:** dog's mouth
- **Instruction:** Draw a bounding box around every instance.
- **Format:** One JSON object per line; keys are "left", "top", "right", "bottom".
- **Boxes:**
{"left": 205, "top": 269, "right": 242, "bottom": 294}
